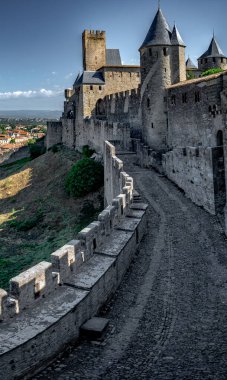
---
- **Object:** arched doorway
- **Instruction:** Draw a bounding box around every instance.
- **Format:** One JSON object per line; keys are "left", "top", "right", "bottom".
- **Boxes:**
{"left": 96, "top": 99, "right": 105, "bottom": 117}
{"left": 213, "top": 130, "right": 226, "bottom": 214}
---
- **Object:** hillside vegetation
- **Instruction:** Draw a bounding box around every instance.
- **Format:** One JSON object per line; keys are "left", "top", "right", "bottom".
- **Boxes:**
{"left": 0, "top": 146, "right": 103, "bottom": 289}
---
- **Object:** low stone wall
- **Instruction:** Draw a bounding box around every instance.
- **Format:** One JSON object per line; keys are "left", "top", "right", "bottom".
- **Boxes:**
{"left": 163, "top": 146, "right": 215, "bottom": 214}
{"left": 46, "top": 118, "right": 131, "bottom": 153}
{"left": 76, "top": 118, "right": 131, "bottom": 153}
{"left": 0, "top": 141, "right": 148, "bottom": 380}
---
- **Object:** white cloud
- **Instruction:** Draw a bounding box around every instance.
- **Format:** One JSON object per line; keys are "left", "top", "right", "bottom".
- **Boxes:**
{"left": 51, "top": 71, "right": 57, "bottom": 75}
{"left": 0, "top": 88, "right": 63, "bottom": 100}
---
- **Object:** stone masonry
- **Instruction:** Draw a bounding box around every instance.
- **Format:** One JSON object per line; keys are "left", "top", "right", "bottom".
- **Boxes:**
{"left": 45, "top": 6, "right": 227, "bottom": 231}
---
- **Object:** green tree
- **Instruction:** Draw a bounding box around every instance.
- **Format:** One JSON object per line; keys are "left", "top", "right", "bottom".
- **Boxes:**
{"left": 65, "top": 158, "right": 104, "bottom": 198}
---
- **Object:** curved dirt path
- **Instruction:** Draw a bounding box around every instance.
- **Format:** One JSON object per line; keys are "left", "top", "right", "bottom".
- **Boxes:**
{"left": 34, "top": 161, "right": 227, "bottom": 380}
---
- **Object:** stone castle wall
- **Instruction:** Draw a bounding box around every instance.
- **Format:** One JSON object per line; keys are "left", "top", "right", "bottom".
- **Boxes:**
{"left": 82, "top": 68, "right": 140, "bottom": 118}
{"left": 167, "top": 73, "right": 226, "bottom": 149}
{"left": 45, "top": 121, "right": 63, "bottom": 148}
{"left": 46, "top": 118, "right": 131, "bottom": 153}
{"left": 163, "top": 146, "right": 216, "bottom": 214}
{"left": 0, "top": 141, "right": 148, "bottom": 380}
{"left": 103, "top": 88, "right": 141, "bottom": 132}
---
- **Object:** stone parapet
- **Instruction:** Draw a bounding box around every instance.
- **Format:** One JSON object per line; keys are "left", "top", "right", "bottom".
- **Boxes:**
{"left": 0, "top": 141, "right": 148, "bottom": 380}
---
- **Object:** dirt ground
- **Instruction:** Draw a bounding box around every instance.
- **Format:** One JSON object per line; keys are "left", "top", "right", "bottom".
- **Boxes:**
{"left": 0, "top": 147, "right": 103, "bottom": 289}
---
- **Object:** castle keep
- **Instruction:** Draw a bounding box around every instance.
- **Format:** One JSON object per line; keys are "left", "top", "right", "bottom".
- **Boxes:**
{"left": 47, "top": 6, "right": 227, "bottom": 228}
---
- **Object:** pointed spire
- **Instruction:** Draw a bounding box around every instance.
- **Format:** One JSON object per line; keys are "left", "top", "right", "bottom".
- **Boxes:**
{"left": 171, "top": 23, "right": 185, "bottom": 47}
{"left": 140, "top": 8, "right": 171, "bottom": 49}
{"left": 186, "top": 57, "right": 197, "bottom": 69}
{"left": 199, "top": 35, "right": 226, "bottom": 59}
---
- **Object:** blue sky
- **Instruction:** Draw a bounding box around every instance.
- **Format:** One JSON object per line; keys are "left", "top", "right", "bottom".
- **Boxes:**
{"left": 0, "top": 0, "right": 226, "bottom": 110}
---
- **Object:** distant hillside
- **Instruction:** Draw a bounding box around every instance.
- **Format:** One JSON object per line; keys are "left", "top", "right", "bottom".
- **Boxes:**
{"left": 0, "top": 110, "right": 62, "bottom": 119}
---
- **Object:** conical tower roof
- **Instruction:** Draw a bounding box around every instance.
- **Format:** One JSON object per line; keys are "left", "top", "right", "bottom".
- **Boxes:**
{"left": 186, "top": 57, "right": 197, "bottom": 69}
{"left": 171, "top": 24, "right": 185, "bottom": 47}
{"left": 199, "top": 36, "right": 226, "bottom": 59}
{"left": 140, "top": 8, "right": 172, "bottom": 49}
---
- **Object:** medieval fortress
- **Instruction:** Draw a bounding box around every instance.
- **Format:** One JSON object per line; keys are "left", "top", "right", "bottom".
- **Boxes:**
{"left": 1, "top": 6, "right": 227, "bottom": 378}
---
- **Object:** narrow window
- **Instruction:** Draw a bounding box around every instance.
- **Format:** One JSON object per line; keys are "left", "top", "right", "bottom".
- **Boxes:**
{"left": 90, "top": 85, "right": 93, "bottom": 91}
{"left": 151, "top": 122, "right": 154, "bottom": 129}
{"left": 182, "top": 93, "right": 187, "bottom": 103}
{"left": 217, "top": 130, "right": 223, "bottom": 147}
{"left": 205, "top": 58, "right": 208, "bottom": 63}
{"left": 163, "top": 48, "right": 167, "bottom": 56}
{"left": 99, "top": 86, "right": 102, "bottom": 91}
{"left": 171, "top": 95, "right": 176, "bottom": 105}
{"left": 213, "top": 57, "right": 216, "bottom": 63}
{"left": 195, "top": 91, "right": 200, "bottom": 103}
{"left": 149, "top": 48, "right": 152, "bottom": 56}
{"left": 93, "top": 238, "right": 97, "bottom": 251}
{"left": 147, "top": 98, "right": 150, "bottom": 108}
{"left": 221, "top": 58, "right": 224, "bottom": 63}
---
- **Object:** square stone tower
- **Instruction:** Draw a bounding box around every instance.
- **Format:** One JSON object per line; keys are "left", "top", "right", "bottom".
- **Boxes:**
{"left": 82, "top": 30, "right": 106, "bottom": 71}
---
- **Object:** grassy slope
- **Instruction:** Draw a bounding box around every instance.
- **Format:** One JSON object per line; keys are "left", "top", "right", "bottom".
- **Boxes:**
{"left": 0, "top": 147, "right": 103, "bottom": 289}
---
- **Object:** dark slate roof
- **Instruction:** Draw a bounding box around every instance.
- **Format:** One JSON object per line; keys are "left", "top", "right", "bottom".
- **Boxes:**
{"left": 199, "top": 37, "right": 226, "bottom": 59}
{"left": 106, "top": 49, "right": 122, "bottom": 66}
{"left": 186, "top": 57, "right": 197, "bottom": 69}
{"left": 171, "top": 24, "right": 185, "bottom": 46}
{"left": 74, "top": 71, "right": 105, "bottom": 86}
{"left": 140, "top": 8, "right": 172, "bottom": 49}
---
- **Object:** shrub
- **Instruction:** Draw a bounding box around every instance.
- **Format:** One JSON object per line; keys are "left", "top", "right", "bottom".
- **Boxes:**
{"left": 201, "top": 68, "right": 224, "bottom": 77}
{"left": 65, "top": 158, "right": 104, "bottom": 198}
{"left": 51, "top": 144, "right": 60, "bottom": 153}
{"left": 8, "top": 211, "right": 43, "bottom": 231}
{"left": 186, "top": 71, "right": 196, "bottom": 80}
{"left": 82, "top": 145, "right": 95, "bottom": 158}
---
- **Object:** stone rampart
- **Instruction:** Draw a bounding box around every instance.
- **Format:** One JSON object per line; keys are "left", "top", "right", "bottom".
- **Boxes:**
{"left": 46, "top": 121, "right": 63, "bottom": 149}
{"left": 163, "top": 146, "right": 216, "bottom": 214}
{"left": 103, "top": 88, "right": 141, "bottom": 131}
{"left": 46, "top": 118, "right": 131, "bottom": 152}
{"left": 0, "top": 141, "right": 148, "bottom": 380}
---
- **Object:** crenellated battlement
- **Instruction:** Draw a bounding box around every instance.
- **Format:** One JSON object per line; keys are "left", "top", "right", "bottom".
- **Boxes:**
{"left": 84, "top": 29, "right": 106, "bottom": 38}
{"left": 0, "top": 142, "right": 135, "bottom": 323}
{"left": 0, "top": 139, "right": 147, "bottom": 380}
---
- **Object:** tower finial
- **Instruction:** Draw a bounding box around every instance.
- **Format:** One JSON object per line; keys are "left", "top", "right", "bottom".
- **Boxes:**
{"left": 158, "top": 0, "right": 161, "bottom": 9}
{"left": 213, "top": 28, "right": 215, "bottom": 38}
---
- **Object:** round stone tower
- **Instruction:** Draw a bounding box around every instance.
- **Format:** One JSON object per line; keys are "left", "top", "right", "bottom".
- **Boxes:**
{"left": 198, "top": 35, "right": 227, "bottom": 72}
{"left": 139, "top": 8, "right": 186, "bottom": 150}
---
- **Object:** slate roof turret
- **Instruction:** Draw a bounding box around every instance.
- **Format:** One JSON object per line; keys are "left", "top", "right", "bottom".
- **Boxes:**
{"left": 186, "top": 57, "right": 197, "bottom": 70}
{"left": 199, "top": 36, "right": 226, "bottom": 59}
{"left": 171, "top": 24, "right": 185, "bottom": 47}
{"left": 140, "top": 8, "right": 172, "bottom": 49}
